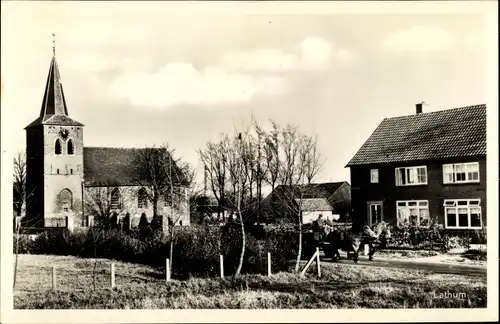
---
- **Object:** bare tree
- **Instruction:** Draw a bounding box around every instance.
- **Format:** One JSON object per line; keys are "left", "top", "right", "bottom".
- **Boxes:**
{"left": 274, "top": 125, "right": 323, "bottom": 272}
{"left": 303, "top": 135, "right": 323, "bottom": 185}
{"left": 132, "top": 147, "right": 172, "bottom": 218}
{"left": 226, "top": 127, "right": 253, "bottom": 278}
{"left": 253, "top": 123, "right": 268, "bottom": 224}
{"left": 263, "top": 121, "right": 281, "bottom": 220}
{"left": 84, "top": 185, "right": 132, "bottom": 229}
{"left": 13, "top": 151, "right": 27, "bottom": 218}
{"left": 199, "top": 136, "right": 230, "bottom": 220}
{"left": 158, "top": 143, "right": 196, "bottom": 275}
{"left": 13, "top": 151, "right": 37, "bottom": 289}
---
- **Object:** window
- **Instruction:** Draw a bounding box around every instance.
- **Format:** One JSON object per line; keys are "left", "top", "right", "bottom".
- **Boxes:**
{"left": 444, "top": 199, "right": 482, "bottom": 229}
{"left": 58, "top": 189, "right": 73, "bottom": 212}
{"left": 138, "top": 188, "right": 148, "bottom": 208}
{"left": 443, "top": 162, "right": 479, "bottom": 184}
{"left": 370, "top": 169, "right": 379, "bottom": 183}
{"left": 396, "top": 200, "right": 429, "bottom": 227}
{"left": 67, "top": 139, "right": 74, "bottom": 155}
{"left": 110, "top": 188, "right": 121, "bottom": 209}
{"left": 367, "top": 202, "right": 382, "bottom": 226}
{"left": 55, "top": 139, "right": 62, "bottom": 155}
{"left": 395, "top": 166, "right": 427, "bottom": 186}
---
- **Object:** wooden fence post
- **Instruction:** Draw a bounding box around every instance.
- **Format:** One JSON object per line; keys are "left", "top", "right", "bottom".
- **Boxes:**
{"left": 316, "top": 247, "right": 321, "bottom": 278}
{"left": 110, "top": 263, "right": 115, "bottom": 289}
{"left": 166, "top": 258, "right": 171, "bottom": 282}
{"left": 52, "top": 266, "right": 57, "bottom": 291}
{"left": 300, "top": 249, "right": 319, "bottom": 277}
{"left": 219, "top": 255, "right": 224, "bottom": 278}
{"left": 267, "top": 252, "right": 271, "bottom": 276}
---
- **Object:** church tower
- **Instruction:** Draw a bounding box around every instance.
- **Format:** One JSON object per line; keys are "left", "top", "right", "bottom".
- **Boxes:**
{"left": 24, "top": 37, "right": 85, "bottom": 229}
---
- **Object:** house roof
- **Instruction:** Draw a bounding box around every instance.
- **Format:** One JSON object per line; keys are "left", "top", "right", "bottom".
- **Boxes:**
{"left": 25, "top": 55, "right": 84, "bottom": 129}
{"left": 295, "top": 198, "right": 333, "bottom": 212}
{"left": 346, "top": 104, "right": 486, "bottom": 166}
{"left": 272, "top": 182, "right": 346, "bottom": 200}
{"left": 83, "top": 147, "right": 188, "bottom": 187}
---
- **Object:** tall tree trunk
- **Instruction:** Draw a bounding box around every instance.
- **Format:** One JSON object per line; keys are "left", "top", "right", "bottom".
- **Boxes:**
{"left": 270, "top": 184, "right": 276, "bottom": 220}
{"left": 93, "top": 234, "right": 97, "bottom": 290}
{"left": 153, "top": 196, "right": 158, "bottom": 218}
{"left": 257, "top": 180, "right": 261, "bottom": 224}
{"left": 294, "top": 212, "right": 303, "bottom": 273}
{"left": 169, "top": 228, "right": 174, "bottom": 277}
{"left": 234, "top": 190, "right": 245, "bottom": 277}
{"left": 13, "top": 224, "right": 21, "bottom": 288}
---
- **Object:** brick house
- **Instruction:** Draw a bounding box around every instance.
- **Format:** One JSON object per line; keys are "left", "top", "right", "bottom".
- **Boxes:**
{"left": 24, "top": 47, "right": 190, "bottom": 230}
{"left": 346, "top": 103, "right": 486, "bottom": 235}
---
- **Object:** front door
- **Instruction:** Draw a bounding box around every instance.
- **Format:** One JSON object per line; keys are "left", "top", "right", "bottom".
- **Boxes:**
{"left": 367, "top": 201, "right": 383, "bottom": 226}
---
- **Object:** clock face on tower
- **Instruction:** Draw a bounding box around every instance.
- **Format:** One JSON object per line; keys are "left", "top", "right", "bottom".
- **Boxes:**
{"left": 59, "top": 128, "right": 69, "bottom": 139}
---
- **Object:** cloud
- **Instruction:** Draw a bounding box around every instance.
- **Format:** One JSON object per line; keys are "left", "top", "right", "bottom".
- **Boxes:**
{"left": 108, "top": 62, "right": 289, "bottom": 109}
{"left": 223, "top": 49, "right": 298, "bottom": 71}
{"left": 223, "top": 36, "right": 357, "bottom": 71}
{"left": 382, "top": 25, "right": 456, "bottom": 51}
{"left": 107, "top": 36, "right": 358, "bottom": 108}
{"left": 299, "top": 37, "right": 334, "bottom": 69}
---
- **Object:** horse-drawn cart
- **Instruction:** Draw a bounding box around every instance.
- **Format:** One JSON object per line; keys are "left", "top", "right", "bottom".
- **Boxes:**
{"left": 303, "top": 221, "right": 391, "bottom": 262}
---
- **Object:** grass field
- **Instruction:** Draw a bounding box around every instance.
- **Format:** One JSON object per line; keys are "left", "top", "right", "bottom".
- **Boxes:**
{"left": 13, "top": 254, "right": 486, "bottom": 309}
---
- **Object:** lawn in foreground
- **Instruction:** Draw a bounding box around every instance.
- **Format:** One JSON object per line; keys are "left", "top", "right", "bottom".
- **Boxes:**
{"left": 13, "top": 254, "right": 486, "bottom": 309}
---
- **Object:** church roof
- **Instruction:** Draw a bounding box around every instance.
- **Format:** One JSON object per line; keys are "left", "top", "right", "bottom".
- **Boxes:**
{"left": 83, "top": 147, "right": 189, "bottom": 187}
{"left": 25, "top": 53, "right": 83, "bottom": 129}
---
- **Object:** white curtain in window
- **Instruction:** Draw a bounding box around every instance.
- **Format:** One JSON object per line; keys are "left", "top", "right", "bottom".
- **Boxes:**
{"left": 466, "top": 163, "right": 479, "bottom": 181}
{"left": 397, "top": 208, "right": 409, "bottom": 225}
{"left": 417, "top": 167, "right": 427, "bottom": 183}
{"left": 419, "top": 208, "right": 430, "bottom": 226}
{"left": 443, "top": 165, "right": 454, "bottom": 183}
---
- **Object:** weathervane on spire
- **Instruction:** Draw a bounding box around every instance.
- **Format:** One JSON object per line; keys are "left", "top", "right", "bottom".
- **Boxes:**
{"left": 52, "top": 33, "right": 56, "bottom": 56}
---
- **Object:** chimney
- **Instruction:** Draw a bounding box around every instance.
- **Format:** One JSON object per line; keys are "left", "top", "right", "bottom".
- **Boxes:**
{"left": 416, "top": 102, "right": 423, "bottom": 115}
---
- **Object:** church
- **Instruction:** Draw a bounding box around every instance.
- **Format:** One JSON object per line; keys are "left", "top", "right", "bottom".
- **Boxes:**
{"left": 23, "top": 45, "right": 190, "bottom": 230}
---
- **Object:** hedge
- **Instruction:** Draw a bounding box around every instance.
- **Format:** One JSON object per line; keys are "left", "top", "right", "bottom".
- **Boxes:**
{"left": 13, "top": 224, "right": 298, "bottom": 279}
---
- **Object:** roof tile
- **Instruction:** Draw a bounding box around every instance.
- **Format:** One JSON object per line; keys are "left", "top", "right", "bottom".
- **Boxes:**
{"left": 346, "top": 104, "right": 486, "bottom": 166}
{"left": 83, "top": 147, "right": 188, "bottom": 187}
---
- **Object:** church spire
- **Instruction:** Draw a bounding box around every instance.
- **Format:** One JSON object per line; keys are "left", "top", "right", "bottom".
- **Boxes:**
{"left": 39, "top": 33, "right": 68, "bottom": 117}
{"left": 52, "top": 33, "right": 56, "bottom": 56}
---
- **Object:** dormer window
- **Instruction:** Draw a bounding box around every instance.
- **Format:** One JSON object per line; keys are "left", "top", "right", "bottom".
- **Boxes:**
{"left": 55, "top": 139, "right": 62, "bottom": 155}
{"left": 67, "top": 139, "right": 74, "bottom": 155}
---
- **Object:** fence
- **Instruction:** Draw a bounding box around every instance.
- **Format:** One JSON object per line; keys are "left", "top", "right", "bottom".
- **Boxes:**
{"left": 13, "top": 252, "right": 322, "bottom": 293}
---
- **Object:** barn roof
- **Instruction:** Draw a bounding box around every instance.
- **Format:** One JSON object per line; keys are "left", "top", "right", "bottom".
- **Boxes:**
{"left": 346, "top": 104, "right": 486, "bottom": 166}
{"left": 272, "top": 182, "right": 346, "bottom": 200}
{"left": 295, "top": 198, "right": 333, "bottom": 212}
{"left": 83, "top": 147, "right": 188, "bottom": 187}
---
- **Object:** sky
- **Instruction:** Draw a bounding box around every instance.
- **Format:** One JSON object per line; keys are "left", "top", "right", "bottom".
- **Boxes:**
{"left": 1, "top": 1, "right": 496, "bottom": 190}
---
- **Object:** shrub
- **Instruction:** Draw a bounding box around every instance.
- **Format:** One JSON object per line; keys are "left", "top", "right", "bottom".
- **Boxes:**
{"left": 446, "top": 235, "right": 471, "bottom": 250}
{"left": 15, "top": 223, "right": 299, "bottom": 279}
{"left": 13, "top": 234, "right": 36, "bottom": 254}
{"left": 388, "top": 222, "right": 448, "bottom": 250}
